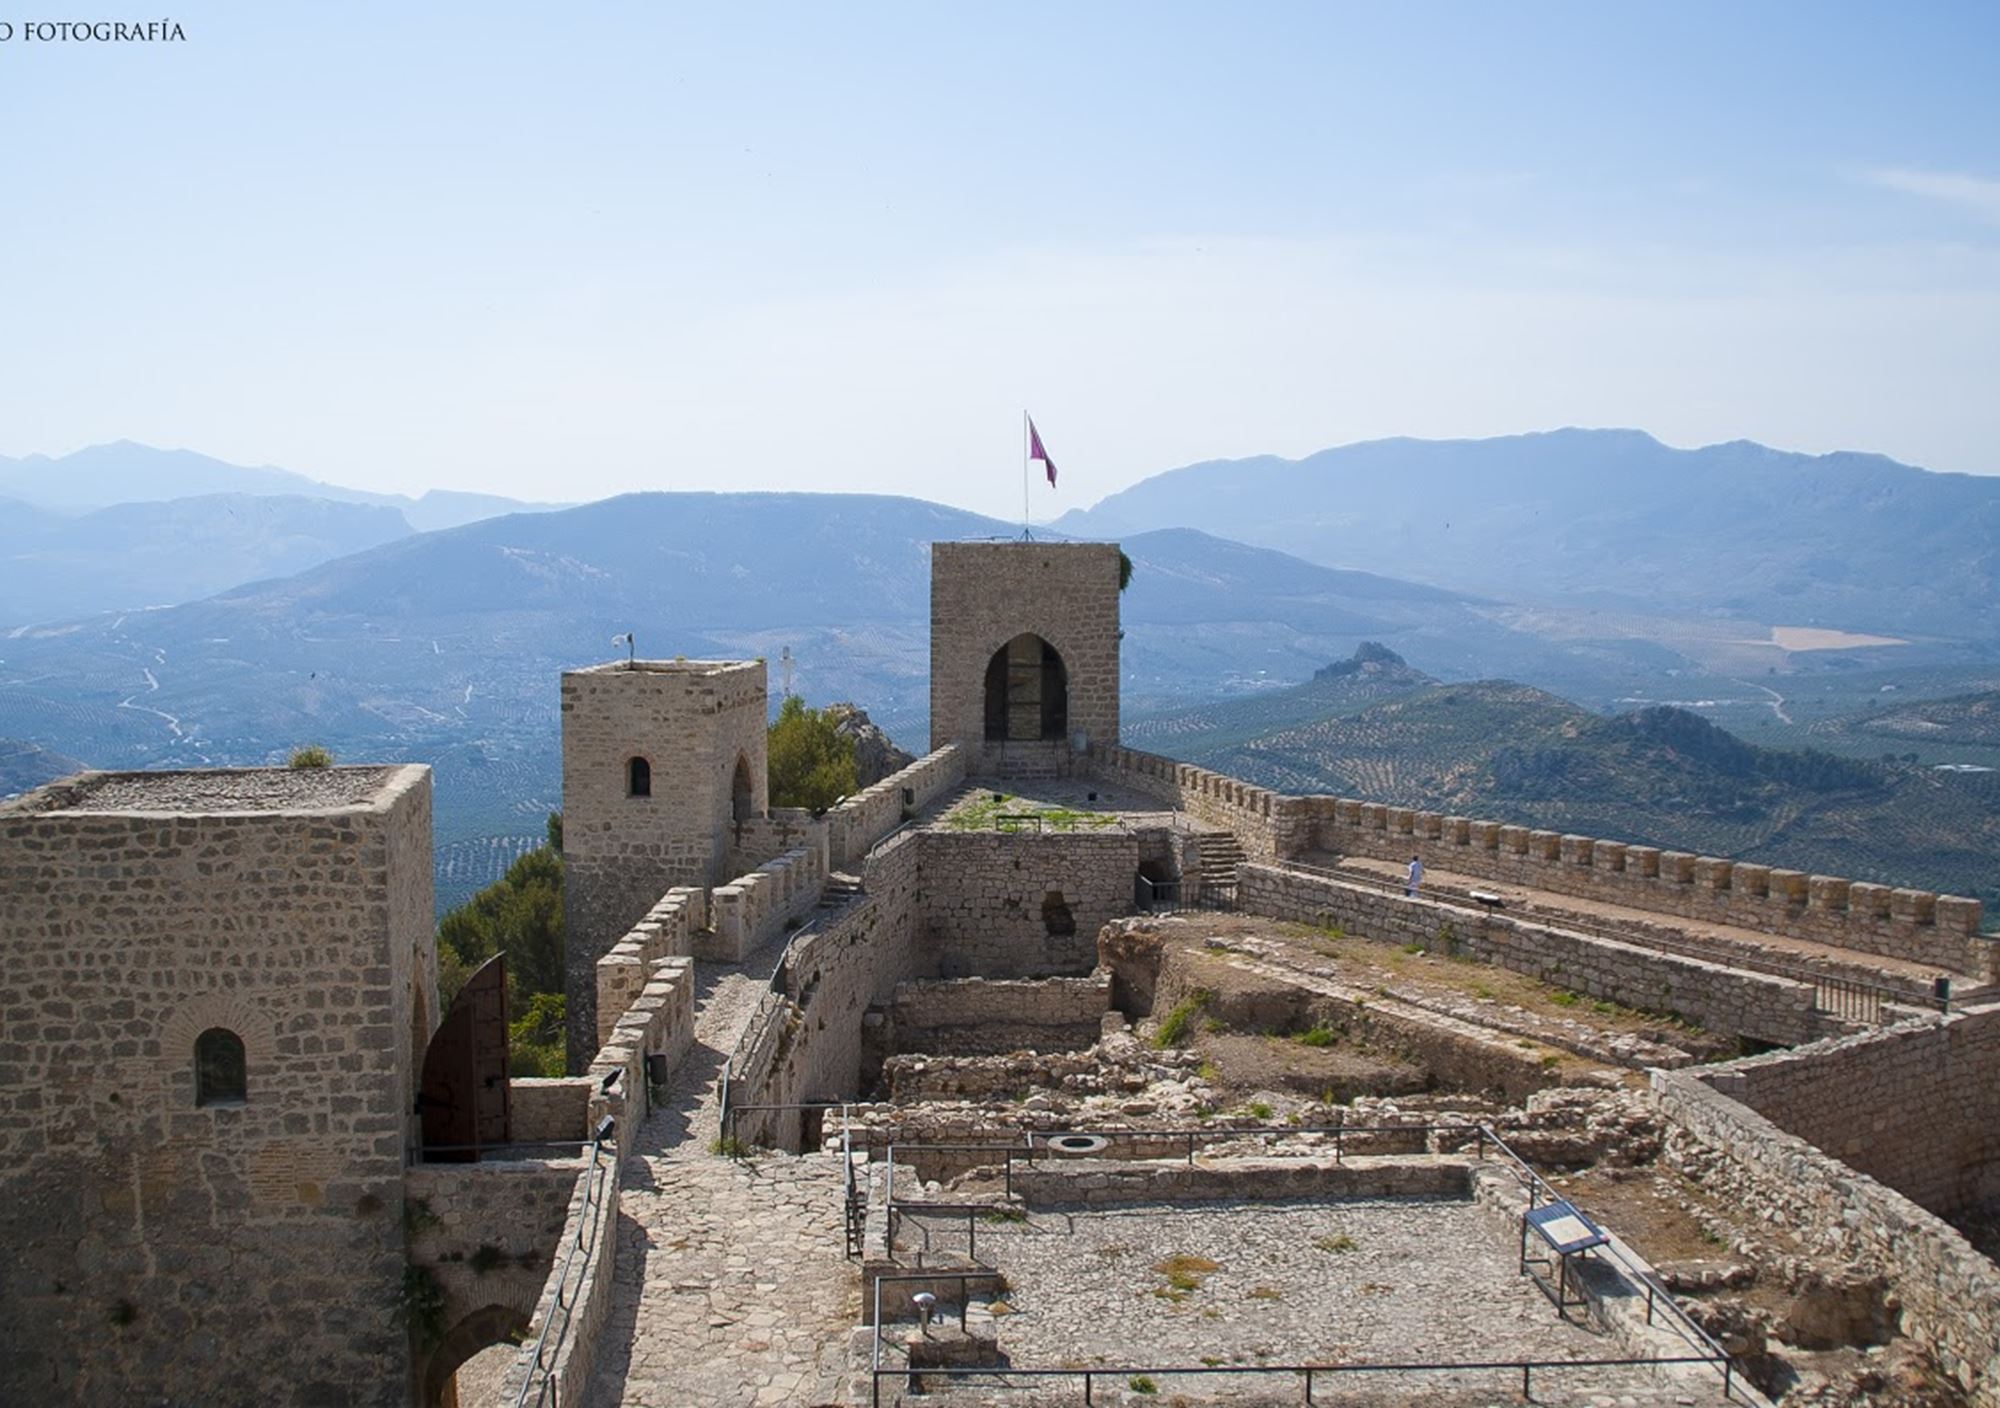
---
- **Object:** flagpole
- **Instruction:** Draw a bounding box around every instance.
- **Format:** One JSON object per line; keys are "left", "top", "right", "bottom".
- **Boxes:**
{"left": 1022, "top": 409, "right": 1032, "bottom": 540}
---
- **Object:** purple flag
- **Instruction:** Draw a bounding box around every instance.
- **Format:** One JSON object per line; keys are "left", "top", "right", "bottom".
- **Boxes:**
{"left": 1028, "top": 417, "right": 1057, "bottom": 487}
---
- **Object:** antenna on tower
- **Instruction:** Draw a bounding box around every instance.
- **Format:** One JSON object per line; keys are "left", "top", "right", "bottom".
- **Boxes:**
{"left": 779, "top": 646, "right": 795, "bottom": 698}
{"left": 612, "top": 632, "right": 635, "bottom": 668}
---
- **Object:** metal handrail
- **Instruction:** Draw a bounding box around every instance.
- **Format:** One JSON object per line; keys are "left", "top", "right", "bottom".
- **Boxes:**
{"left": 869, "top": 1120, "right": 1741, "bottom": 1401}
{"left": 1279, "top": 856, "right": 1947, "bottom": 1015}
{"left": 514, "top": 1123, "right": 617, "bottom": 1408}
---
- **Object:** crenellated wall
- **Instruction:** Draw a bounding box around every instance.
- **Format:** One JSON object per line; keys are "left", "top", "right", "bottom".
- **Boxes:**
{"left": 724, "top": 807, "right": 828, "bottom": 881}
{"left": 1290, "top": 797, "right": 1990, "bottom": 977}
{"left": 705, "top": 843, "right": 828, "bottom": 962}
{"left": 825, "top": 744, "right": 966, "bottom": 869}
{"left": 593, "top": 886, "right": 705, "bottom": 1049}
{"left": 1238, "top": 862, "right": 1822, "bottom": 1047}
{"left": 586, "top": 956, "right": 695, "bottom": 1137}
{"left": 1090, "top": 745, "right": 1290, "bottom": 860}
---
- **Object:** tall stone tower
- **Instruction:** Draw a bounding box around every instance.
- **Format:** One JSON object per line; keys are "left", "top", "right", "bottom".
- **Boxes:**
{"left": 930, "top": 540, "right": 1122, "bottom": 775}
{"left": 560, "top": 658, "right": 769, "bottom": 1068}
{"left": 0, "top": 765, "right": 436, "bottom": 1408}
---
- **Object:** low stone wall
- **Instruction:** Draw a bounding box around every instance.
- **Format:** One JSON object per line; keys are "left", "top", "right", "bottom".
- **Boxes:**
{"left": 1695, "top": 1004, "right": 2000, "bottom": 1219}
{"left": 486, "top": 1149, "right": 620, "bottom": 1408}
{"left": 586, "top": 956, "right": 695, "bottom": 1137}
{"left": 1654, "top": 1070, "right": 2000, "bottom": 1402}
{"left": 593, "top": 886, "right": 705, "bottom": 1048}
{"left": 1091, "top": 745, "right": 1289, "bottom": 860}
{"left": 889, "top": 975, "right": 1112, "bottom": 1055}
{"left": 827, "top": 745, "right": 966, "bottom": 869}
{"left": 1239, "top": 862, "right": 1820, "bottom": 1047}
{"left": 917, "top": 829, "right": 1139, "bottom": 977}
{"left": 705, "top": 843, "right": 826, "bottom": 962}
{"left": 407, "top": 1156, "right": 583, "bottom": 1401}
{"left": 1011, "top": 1154, "right": 1469, "bottom": 1206}
{"left": 510, "top": 1077, "right": 594, "bottom": 1143}
{"left": 1296, "top": 796, "right": 1991, "bottom": 977}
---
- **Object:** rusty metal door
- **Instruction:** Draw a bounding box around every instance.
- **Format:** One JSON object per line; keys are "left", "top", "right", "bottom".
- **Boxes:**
{"left": 420, "top": 954, "right": 511, "bottom": 1160}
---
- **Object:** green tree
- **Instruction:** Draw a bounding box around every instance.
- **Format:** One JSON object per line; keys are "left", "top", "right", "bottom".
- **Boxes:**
{"left": 436, "top": 813, "right": 564, "bottom": 1009}
{"left": 766, "top": 695, "right": 858, "bottom": 811}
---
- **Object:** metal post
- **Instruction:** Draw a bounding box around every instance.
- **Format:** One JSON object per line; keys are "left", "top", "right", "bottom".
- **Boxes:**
{"left": 1084, "top": 1370, "right": 1093, "bottom": 1405}
{"left": 1305, "top": 1368, "right": 1314, "bottom": 1403}
{"left": 1522, "top": 1363, "right": 1531, "bottom": 1397}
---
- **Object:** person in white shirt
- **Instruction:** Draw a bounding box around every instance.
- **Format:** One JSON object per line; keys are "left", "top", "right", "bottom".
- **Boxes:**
{"left": 1405, "top": 855, "right": 1423, "bottom": 897}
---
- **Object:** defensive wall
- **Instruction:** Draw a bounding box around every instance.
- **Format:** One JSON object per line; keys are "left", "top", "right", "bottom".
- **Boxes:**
{"left": 1092, "top": 743, "right": 1991, "bottom": 979}
{"left": 1291, "top": 795, "right": 1992, "bottom": 977}
{"left": 887, "top": 974, "right": 1112, "bottom": 1055}
{"left": 1656, "top": 1064, "right": 2000, "bottom": 1403}
{"left": 1694, "top": 1005, "right": 2000, "bottom": 1222}
{"left": 1237, "top": 862, "right": 1825, "bottom": 1048}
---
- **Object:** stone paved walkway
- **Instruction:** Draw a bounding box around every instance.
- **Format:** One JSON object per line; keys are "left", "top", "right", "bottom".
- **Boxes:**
{"left": 586, "top": 941, "right": 856, "bottom": 1408}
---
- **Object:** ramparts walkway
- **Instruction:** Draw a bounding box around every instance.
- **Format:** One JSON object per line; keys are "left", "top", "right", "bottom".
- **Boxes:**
{"left": 585, "top": 941, "right": 852, "bottom": 1408}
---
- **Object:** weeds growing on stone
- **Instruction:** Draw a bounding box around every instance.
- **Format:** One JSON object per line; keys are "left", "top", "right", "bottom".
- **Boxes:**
{"left": 1154, "top": 989, "right": 1213, "bottom": 1047}
{"left": 1129, "top": 1376, "right": 1158, "bottom": 1394}
{"left": 1294, "top": 1023, "right": 1337, "bottom": 1047}
{"left": 1313, "top": 1233, "right": 1358, "bottom": 1253}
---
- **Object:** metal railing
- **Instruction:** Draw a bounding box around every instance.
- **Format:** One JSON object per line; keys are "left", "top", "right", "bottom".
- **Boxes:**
{"left": 1136, "top": 873, "right": 1237, "bottom": 913}
{"left": 514, "top": 1122, "right": 617, "bottom": 1408}
{"left": 866, "top": 1121, "right": 1741, "bottom": 1405}
{"left": 1281, "top": 857, "right": 1946, "bottom": 1022}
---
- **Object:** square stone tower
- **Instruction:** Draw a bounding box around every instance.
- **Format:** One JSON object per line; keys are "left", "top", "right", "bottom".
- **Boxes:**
{"left": 930, "top": 540, "right": 1122, "bottom": 774}
{"left": 560, "top": 658, "right": 768, "bottom": 1068}
{"left": 0, "top": 765, "right": 436, "bottom": 1408}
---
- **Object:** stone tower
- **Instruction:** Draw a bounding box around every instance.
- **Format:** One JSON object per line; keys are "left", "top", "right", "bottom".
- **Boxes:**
{"left": 0, "top": 765, "right": 436, "bottom": 1408}
{"left": 929, "top": 540, "right": 1122, "bottom": 774}
{"left": 560, "top": 658, "right": 769, "bottom": 1068}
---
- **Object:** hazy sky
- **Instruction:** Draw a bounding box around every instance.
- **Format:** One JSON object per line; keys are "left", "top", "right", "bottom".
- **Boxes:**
{"left": 3, "top": 2, "right": 1998, "bottom": 520}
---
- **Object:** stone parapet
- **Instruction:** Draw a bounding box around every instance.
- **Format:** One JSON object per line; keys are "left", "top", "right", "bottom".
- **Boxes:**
{"left": 1089, "top": 744, "right": 1286, "bottom": 860}
{"left": 826, "top": 744, "right": 966, "bottom": 868}
{"left": 703, "top": 843, "right": 828, "bottom": 963}
{"left": 1238, "top": 862, "right": 1820, "bottom": 1047}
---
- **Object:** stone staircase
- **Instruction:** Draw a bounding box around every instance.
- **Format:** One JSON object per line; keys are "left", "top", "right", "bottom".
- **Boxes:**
{"left": 1197, "top": 831, "right": 1246, "bottom": 895}
{"left": 820, "top": 870, "right": 864, "bottom": 907}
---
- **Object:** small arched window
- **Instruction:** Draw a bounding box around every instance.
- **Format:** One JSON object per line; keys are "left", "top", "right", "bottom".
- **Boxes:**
{"left": 195, "top": 1027, "right": 247, "bottom": 1106}
{"left": 627, "top": 756, "right": 652, "bottom": 798}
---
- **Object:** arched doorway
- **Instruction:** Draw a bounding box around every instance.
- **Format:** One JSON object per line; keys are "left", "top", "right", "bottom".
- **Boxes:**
{"left": 731, "top": 753, "right": 756, "bottom": 824}
{"left": 982, "top": 633, "right": 1068, "bottom": 742}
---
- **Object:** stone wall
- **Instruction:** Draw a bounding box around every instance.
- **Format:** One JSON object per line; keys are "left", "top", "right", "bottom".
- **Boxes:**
{"left": 888, "top": 975, "right": 1112, "bottom": 1055}
{"left": 826, "top": 744, "right": 966, "bottom": 869}
{"left": 593, "top": 886, "right": 705, "bottom": 1050}
{"left": 704, "top": 843, "right": 827, "bottom": 962}
{"left": 916, "top": 830, "right": 1140, "bottom": 977}
{"left": 0, "top": 765, "right": 434, "bottom": 1408}
{"left": 1655, "top": 1070, "right": 2000, "bottom": 1402}
{"left": 405, "top": 1155, "right": 584, "bottom": 1403}
{"left": 1695, "top": 1005, "right": 2000, "bottom": 1219}
{"left": 508, "top": 1078, "right": 594, "bottom": 1144}
{"left": 487, "top": 1149, "right": 620, "bottom": 1408}
{"left": 1295, "top": 797, "right": 1991, "bottom": 977}
{"left": 726, "top": 829, "right": 924, "bottom": 1150}
{"left": 1091, "top": 745, "right": 1287, "bottom": 861}
{"left": 724, "top": 807, "right": 827, "bottom": 882}
{"left": 929, "top": 541, "right": 1122, "bottom": 760}
{"left": 561, "top": 658, "right": 768, "bottom": 1069}
{"left": 1011, "top": 1154, "right": 1470, "bottom": 1207}
{"left": 1238, "top": 862, "right": 1821, "bottom": 1047}
{"left": 586, "top": 956, "right": 696, "bottom": 1138}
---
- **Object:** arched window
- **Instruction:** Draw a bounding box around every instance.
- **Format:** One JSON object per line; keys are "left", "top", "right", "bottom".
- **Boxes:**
{"left": 983, "top": 633, "right": 1069, "bottom": 742}
{"left": 731, "top": 754, "right": 755, "bottom": 823}
{"left": 195, "top": 1027, "right": 247, "bottom": 1106}
{"left": 627, "top": 756, "right": 651, "bottom": 797}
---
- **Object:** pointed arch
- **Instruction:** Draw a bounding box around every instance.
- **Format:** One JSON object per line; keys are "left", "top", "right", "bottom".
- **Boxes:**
{"left": 982, "top": 633, "right": 1069, "bottom": 742}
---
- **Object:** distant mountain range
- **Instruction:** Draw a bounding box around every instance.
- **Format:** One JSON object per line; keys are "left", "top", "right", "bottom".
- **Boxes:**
{"left": 0, "top": 738, "right": 80, "bottom": 798}
{"left": 0, "top": 441, "right": 558, "bottom": 530}
{"left": 0, "top": 493, "right": 412, "bottom": 625}
{"left": 1056, "top": 429, "right": 2000, "bottom": 639}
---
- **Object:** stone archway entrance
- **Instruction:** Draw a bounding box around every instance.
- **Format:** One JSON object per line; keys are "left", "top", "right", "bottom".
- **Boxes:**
{"left": 423, "top": 1302, "right": 530, "bottom": 1407}
{"left": 983, "top": 633, "right": 1069, "bottom": 742}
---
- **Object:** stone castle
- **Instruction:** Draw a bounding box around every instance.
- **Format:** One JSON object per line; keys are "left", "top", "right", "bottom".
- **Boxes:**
{"left": 2, "top": 538, "right": 1997, "bottom": 1407}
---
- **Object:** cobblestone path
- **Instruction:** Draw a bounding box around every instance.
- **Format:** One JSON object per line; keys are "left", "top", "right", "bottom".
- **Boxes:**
{"left": 586, "top": 942, "right": 855, "bottom": 1408}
